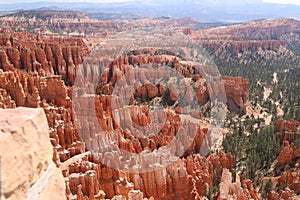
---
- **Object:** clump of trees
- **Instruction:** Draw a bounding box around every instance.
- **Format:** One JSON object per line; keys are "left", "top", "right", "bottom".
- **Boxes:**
{"left": 216, "top": 55, "right": 300, "bottom": 122}
{"left": 222, "top": 119, "right": 280, "bottom": 180}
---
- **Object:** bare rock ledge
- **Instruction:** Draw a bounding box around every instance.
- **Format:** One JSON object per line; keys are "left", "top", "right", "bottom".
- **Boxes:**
{"left": 0, "top": 107, "right": 65, "bottom": 200}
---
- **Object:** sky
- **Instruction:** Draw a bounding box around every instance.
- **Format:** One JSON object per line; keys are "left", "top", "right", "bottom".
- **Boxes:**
{"left": 0, "top": 0, "right": 300, "bottom": 4}
{"left": 0, "top": 0, "right": 133, "bottom": 3}
{"left": 264, "top": 0, "right": 300, "bottom": 4}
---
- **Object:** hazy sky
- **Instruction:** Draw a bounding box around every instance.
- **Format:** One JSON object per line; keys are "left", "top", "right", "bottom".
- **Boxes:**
{"left": 0, "top": 0, "right": 300, "bottom": 4}
{"left": 264, "top": 0, "right": 300, "bottom": 4}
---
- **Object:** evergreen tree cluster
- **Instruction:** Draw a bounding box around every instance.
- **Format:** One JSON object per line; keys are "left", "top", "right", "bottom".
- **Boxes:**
{"left": 222, "top": 119, "right": 280, "bottom": 181}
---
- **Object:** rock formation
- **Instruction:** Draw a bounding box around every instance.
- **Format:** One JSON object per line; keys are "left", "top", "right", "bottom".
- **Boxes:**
{"left": 0, "top": 107, "right": 65, "bottom": 200}
{"left": 277, "top": 141, "right": 295, "bottom": 167}
{"left": 267, "top": 188, "right": 298, "bottom": 200}
{"left": 0, "top": 30, "right": 89, "bottom": 85}
{"left": 195, "top": 18, "right": 300, "bottom": 41}
{"left": 275, "top": 119, "right": 300, "bottom": 168}
{"left": 222, "top": 76, "right": 249, "bottom": 115}
{"left": 193, "top": 18, "right": 300, "bottom": 67}
{"left": 59, "top": 151, "right": 236, "bottom": 200}
{"left": 275, "top": 119, "right": 300, "bottom": 143}
{"left": 218, "top": 168, "right": 260, "bottom": 200}
{"left": 0, "top": 24, "right": 255, "bottom": 200}
{"left": 267, "top": 119, "right": 300, "bottom": 198}
{"left": 95, "top": 49, "right": 248, "bottom": 115}
{"left": 0, "top": 12, "right": 205, "bottom": 39}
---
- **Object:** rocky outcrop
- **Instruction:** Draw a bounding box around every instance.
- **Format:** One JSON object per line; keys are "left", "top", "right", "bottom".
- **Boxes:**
{"left": 275, "top": 119, "right": 300, "bottom": 143}
{"left": 195, "top": 18, "right": 300, "bottom": 42}
{"left": 193, "top": 18, "right": 300, "bottom": 67}
{"left": 277, "top": 171, "right": 300, "bottom": 193}
{"left": 0, "top": 11, "right": 111, "bottom": 37}
{"left": 60, "top": 151, "right": 235, "bottom": 200}
{"left": 222, "top": 76, "right": 249, "bottom": 115}
{"left": 267, "top": 188, "right": 298, "bottom": 200}
{"left": 270, "top": 119, "right": 300, "bottom": 197}
{"left": 95, "top": 50, "right": 248, "bottom": 114}
{"left": 0, "top": 70, "right": 71, "bottom": 107}
{"left": 277, "top": 141, "right": 300, "bottom": 168}
{"left": 275, "top": 119, "right": 299, "bottom": 134}
{"left": 46, "top": 105, "right": 85, "bottom": 164}
{"left": 0, "top": 88, "right": 16, "bottom": 108}
{"left": 275, "top": 119, "right": 300, "bottom": 168}
{"left": 199, "top": 18, "right": 300, "bottom": 40}
{"left": 0, "top": 30, "right": 89, "bottom": 85}
{"left": 218, "top": 168, "right": 261, "bottom": 200}
{"left": 0, "top": 12, "right": 209, "bottom": 39}
{"left": 0, "top": 68, "right": 86, "bottom": 165}
{"left": 0, "top": 107, "right": 65, "bottom": 200}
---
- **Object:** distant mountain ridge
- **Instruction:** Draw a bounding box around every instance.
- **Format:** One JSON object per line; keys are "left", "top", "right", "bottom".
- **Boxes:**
{"left": 31, "top": 6, "right": 73, "bottom": 11}
{"left": 0, "top": 1, "right": 300, "bottom": 22}
{"left": 4, "top": 10, "right": 88, "bottom": 19}
{"left": 0, "top": 10, "right": 227, "bottom": 38}
{"left": 194, "top": 18, "right": 300, "bottom": 68}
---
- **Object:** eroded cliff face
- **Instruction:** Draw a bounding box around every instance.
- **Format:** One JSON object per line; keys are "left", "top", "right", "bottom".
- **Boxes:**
{"left": 0, "top": 11, "right": 205, "bottom": 39}
{"left": 193, "top": 18, "right": 300, "bottom": 67}
{"left": 59, "top": 151, "right": 235, "bottom": 200}
{"left": 67, "top": 48, "right": 242, "bottom": 199}
{"left": 0, "top": 11, "right": 117, "bottom": 38}
{"left": 197, "top": 18, "right": 300, "bottom": 41}
{"left": 0, "top": 30, "right": 89, "bottom": 85}
{"left": 95, "top": 50, "right": 249, "bottom": 115}
{"left": 222, "top": 76, "right": 249, "bottom": 115}
{"left": 0, "top": 29, "right": 252, "bottom": 200}
{"left": 0, "top": 70, "right": 72, "bottom": 107}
